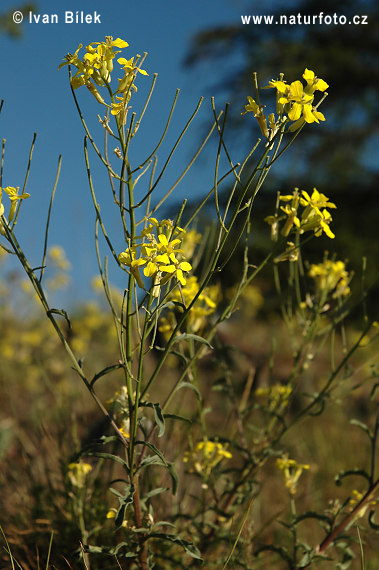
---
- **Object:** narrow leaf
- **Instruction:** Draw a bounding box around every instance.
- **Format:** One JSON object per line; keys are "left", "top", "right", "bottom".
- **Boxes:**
{"left": 91, "top": 363, "right": 123, "bottom": 386}
{"left": 153, "top": 402, "right": 165, "bottom": 437}
{"left": 173, "top": 333, "right": 213, "bottom": 348}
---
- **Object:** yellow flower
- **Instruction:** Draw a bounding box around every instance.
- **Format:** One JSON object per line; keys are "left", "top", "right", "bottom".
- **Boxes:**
{"left": 302, "top": 68, "right": 329, "bottom": 94}
{"left": 256, "top": 384, "right": 293, "bottom": 411}
{"left": 1, "top": 186, "right": 30, "bottom": 221}
{"left": 280, "top": 203, "right": 301, "bottom": 236}
{"left": 119, "top": 419, "right": 130, "bottom": 439}
{"left": 118, "top": 221, "right": 192, "bottom": 290}
{"left": 183, "top": 439, "right": 232, "bottom": 479}
{"left": 276, "top": 454, "right": 309, "bottom": 495}
{"left": 300, "top": 188, "right": 336, "bottom": 216}
{"left": 266, "top": 69, "right": 328, "bottom": 131}
{"left": 309, "top": 259, "right": 351, "bottom": 299}
{"left": 277, "top": 188, "right": 336, "bottom": 239}
{"left": 159, "top": 275, "right": 220, "bottom": 335}
{"left": 349, "top": 489, "right": 378, "bottom": 520}
{"left": 48, "top": 245, "right": 71, "bottom": 271}
{"left": 59, "top": 36, "right": 133, "bottom": 106}
{"left": 118, "top": 246, "right": 147, "bottom": 288}
{"left": 67, "top": 462, "right": 92, "bottom": 488}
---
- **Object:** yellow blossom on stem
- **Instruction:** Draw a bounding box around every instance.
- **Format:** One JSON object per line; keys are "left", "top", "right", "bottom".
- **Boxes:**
{"left": 276, "top": 188, "right": 336, "bottom": 239}
{"left": 183, "top": 439, "right": 232, "bottom": 480}
{"left": 349, "top": 490, "right": 378, "bottom": 520}
{"left": 118, "top": 246, "right": 146, "bottom": 288}
{"left": 118, "top": 220, "right": 192, "bottom": 291}
{"left": 300, "top": 188, "right": 336, "bottom": 216}
{"left": 255, "top": 384, "right": 293, "bottom": 411}
{"left": 309, "top": 259, "right": 351, "bottom": 299}
{"left": 59, "top": 36, "right": 145, "bottom": 110}
{"left": 159, "top": 275, "right": 220, "bottom": 336}
{"left": 265, "top": 68, "right": 328, "bottom": 131}
{"left": 276, "top": 454, "right": 309, "bottom": 495}
{"left": 67, "top": 462, "right": 92, "bottom": 488}
{"left": 1, "top": 186, "right": 30, "bottom": 221}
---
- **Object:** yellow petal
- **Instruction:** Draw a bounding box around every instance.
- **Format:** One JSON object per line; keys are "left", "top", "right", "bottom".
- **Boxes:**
{"left": 289, "top": 81, "right": 304, "bottom": 99}
{"left": 112, "top": 38, "right": 129, "bottom": 48}
{"left": 158, "top": 234, "right": 168, "bottom": 246}
{"left": 144, "top": 262, "right": 157, "bottom": 277}
{"left": 316, "top": 78, "right": 329, "bottom": 92}
{"left": 160, "top": 265, "right": 176, "bottom": 274}
{"left": 303, "top": 104, "right": 316, "bottom": 123}
{"left": 177, "top": 270, "right": 186, "bottom": 286}
{"left": 155, "top": 253, "right": 170, "bottom": 264}
{"left": 288, "top": 102, "right": 302, "bottom": 121}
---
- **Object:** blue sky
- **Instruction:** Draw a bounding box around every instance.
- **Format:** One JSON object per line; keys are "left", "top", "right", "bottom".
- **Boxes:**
{"left": 1, "top": 0, "right": 255, "bottom": 304}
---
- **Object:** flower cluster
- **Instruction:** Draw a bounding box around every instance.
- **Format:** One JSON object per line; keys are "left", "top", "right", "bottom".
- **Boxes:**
{"left": 0, "top": 186, "right": 30, "bottom": 231}
{"left": 349, "top": 489, "right": 378, "bottom": 521}
{"left": 276, "top": 454, "right": 310, "bottom": 495}
{"left": 118, "top": 218, "right": 192, "bottom": 294}
{"left": 255, "top": 384, "right": 293, "bottom": 412}
{"left": 159, "top": 275, "right": 220, "bottom": 337}
{"left": 67, "top": 462, "right": 92, "bottom": 488}
{"left": 242, "top": 68, "right": 328, "bottom": 137}
{"left": 183, "top": 439, "right": 232, "bottom": 480}
{"left": 59, "top": 36, "right": 147, "bottom": 118}
{"left": 308, "top": 259, "right": 351, "bottom": 300}
{"left": 265, "top": 188, "right": 337, "bottom": 262}
{"left": 266, "top": 68, "right": 328, "bottom": 131}
{"left": 280, "top": 188, "right": 336, "bottom": 239}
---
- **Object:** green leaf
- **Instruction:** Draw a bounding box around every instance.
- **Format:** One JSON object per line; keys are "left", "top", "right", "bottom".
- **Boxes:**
{"left": 153, "top": 402, "right": 165, "bottom": 437}
{"left": 140, "top": 402, "right": 166, "bottom": 437}
{"left": 137, "top": 441, "right": 167, "bottom": 464}
{"left": 139, "top": 455, "right": 164, "bottom": 469}
{"left": 175, "top": 381, "right": 202, "bottom": 402}
{"left": 144, "top": 487, "right": 168, "bottom": 500}
{"left": 350, "top": 418, "right": 373, "bottom": 439}
{"left": 115, "top": 484, "right": 134, "bottom": 528}
{"left": 90, "top": 363, "right": 123, "bottom": 386}
{"left": 149, "top": 532, "right": 202, "bottom": 560}
{"left": 335, "top": 468, "right": 370, "bottom": 486}
{"left": 136, "top": 441, "right": 178, "bottom": 494}
{"left": 173, "top": 333, "right": 213, "bottom": 348}
{"left": 164, "top": 413, "right": 192, "bottom": 424}
{"left": 85, "top": 451, "right": 129, "bottom": 473}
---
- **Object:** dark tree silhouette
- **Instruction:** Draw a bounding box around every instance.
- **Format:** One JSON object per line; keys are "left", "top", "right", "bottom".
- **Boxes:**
{"left": 0, "top": 4, "right": 35, "bottom": 38}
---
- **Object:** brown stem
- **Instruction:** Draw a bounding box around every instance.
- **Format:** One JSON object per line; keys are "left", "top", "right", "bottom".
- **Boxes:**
{"left": 303, "top": 480, "right": 379, "bottom": 568}
{"left": 133, "top": 474, "right": 148, "bottom": 570}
